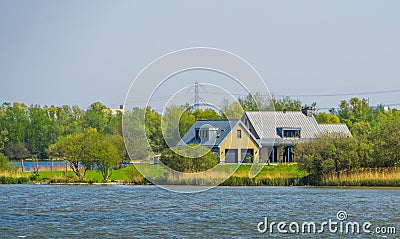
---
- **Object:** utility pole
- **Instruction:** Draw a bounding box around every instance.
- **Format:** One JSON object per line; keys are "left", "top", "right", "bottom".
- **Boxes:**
{"left": 194, "top": 80, "right": 200, "bottom": 110}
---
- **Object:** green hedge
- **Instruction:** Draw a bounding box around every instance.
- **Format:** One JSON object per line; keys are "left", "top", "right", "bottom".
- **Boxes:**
{"left": 0, "top": 176, "right": 30, "bottom": 184}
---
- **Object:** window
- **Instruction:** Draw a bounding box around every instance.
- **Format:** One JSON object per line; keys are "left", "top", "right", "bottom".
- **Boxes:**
{"left": 283, "top": 129, "right": 301, "bottom": 138}
{"left": 199, "top": 129, "right": 209, "bottom": 138}
{"left": 237, "top": 129, "right": 242, "bottom": 138}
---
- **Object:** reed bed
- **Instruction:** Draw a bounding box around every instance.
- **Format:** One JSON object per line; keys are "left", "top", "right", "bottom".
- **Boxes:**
{"left": 321, "top": 167, "right": 400, "bottom": 186}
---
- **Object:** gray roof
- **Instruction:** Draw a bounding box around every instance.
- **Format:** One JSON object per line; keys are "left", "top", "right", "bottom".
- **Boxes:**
{"left": 244, "top": 111, "right": 321, "bottom": 139}
{"left": 319, "top": 124, "right": 352, "bottom": 136}
{"left": 243, "top": 111, "right": 352, "bottom": 146}
{"left": 179, "top": 120, "right": 240, "bottom": 147}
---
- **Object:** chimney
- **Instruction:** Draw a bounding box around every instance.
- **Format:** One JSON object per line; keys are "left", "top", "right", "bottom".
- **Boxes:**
{"left": 301, "top": 105, "right": 314, "bottom": 117}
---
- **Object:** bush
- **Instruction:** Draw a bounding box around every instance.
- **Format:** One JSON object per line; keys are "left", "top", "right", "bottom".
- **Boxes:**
{"left": 17, "top": 177, "right": 29, "bottom": 184}
{"left": 0, "top": 153, "right": 15, "bottom": 171}
{"left": 160, "top": 145, "right": 217, "bottom": 173}
{"left": 0, "top": 176, "right": 29, "bottom": 184}
{"left": 29, "top": 171, "right": 40, "bottom": 181}
{"left": 295, "top": 134, "right": 360, "bottom": 181}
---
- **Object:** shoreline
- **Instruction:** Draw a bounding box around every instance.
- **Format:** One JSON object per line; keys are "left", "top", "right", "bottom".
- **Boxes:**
{"left": 2, "top": 164, "right": 400, "bottom": 187}
{"left": 1, "top": 180, "right": 400, "bottom": 188}
{"left": 2, "top": 182, "right": 400, "bottom": 189}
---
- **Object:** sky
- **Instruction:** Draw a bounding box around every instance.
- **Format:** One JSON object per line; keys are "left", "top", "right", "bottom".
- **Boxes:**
{"left": 1, "top": 0, "right": 400, "bottom": 111}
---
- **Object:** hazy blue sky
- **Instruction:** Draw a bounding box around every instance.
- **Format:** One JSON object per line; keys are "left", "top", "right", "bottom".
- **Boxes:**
{"left": 1, "top": 0, "right": 399, "bottom": 110}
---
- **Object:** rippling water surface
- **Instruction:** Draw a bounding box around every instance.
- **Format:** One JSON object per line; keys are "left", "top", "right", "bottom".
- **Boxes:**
{"left": 0, "top": 185, "right": 399, "bottom": 238}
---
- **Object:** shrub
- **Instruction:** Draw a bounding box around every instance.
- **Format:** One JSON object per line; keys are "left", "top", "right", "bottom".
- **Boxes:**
{"left": 0, "top": 153, "right": 16, "bottom": 171}
{"left": 160, "top": 145, "right": 217, "bottom": 173}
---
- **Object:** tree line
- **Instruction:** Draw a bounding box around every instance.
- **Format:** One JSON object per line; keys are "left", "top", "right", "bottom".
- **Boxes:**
{"left": 0, "top": 102, "right": 122, "bottom": 159}
{"left": 1, "top": 96, "right": 399, "bottom": 180}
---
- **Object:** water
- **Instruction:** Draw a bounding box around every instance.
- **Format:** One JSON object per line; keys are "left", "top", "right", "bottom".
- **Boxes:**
{"left": 0, "top": 186, "right": 399, "bottom": 238}
{"left": 11, "top": 161, "right": 67, "bottom": 171}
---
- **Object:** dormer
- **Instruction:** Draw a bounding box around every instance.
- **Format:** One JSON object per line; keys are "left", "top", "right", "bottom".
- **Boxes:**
{"left": 195, "top": 126, "right": 218, "bottom": 141}
{"left": 277, "top": 127, "right": 301, "bottom": 138}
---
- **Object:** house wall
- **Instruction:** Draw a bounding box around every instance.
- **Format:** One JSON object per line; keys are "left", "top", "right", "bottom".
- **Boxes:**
{"left": 219, "top": 124, "right": 259, "bottom": 163}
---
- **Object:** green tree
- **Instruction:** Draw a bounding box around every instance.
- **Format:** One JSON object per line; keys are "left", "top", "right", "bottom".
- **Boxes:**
{"left": 3, "top": 142, "right": 31, "bottom": 160}
{"left": 178, "top": 108, "right": 196, "bottom": 138}
{"left": 69, "top": 105, "right": 85, "bottom": 134}
{"left": 105, "top": 111, "right": 123, "bottom": 135}
{"left": 351, "top": 121, "right": 371, "bottom": 140}
{"left": 0, "top": 129, "right": 8, "bottom": 153}
{"left": 370, "top": 116, "right": 400, "bottom": 167}
{"left": 48, "top": 128, "right": 100, "bottom": 180}
{"left": 162, "top": 105, "right": 193, "bottom": 147}
{"left": 221, "top": 101, "right": 244, "bottom": 119}
{"left": 1, "top": 102, "right": 29, "bottom": 143}
{"left": 94, "top": 137, "right": 121, "bottom": 181}
{"left": 336, "top": 98, "right": 372, "bottom": 131}
{"left": 238, "top": 93, "right": 272, "bottom": 111}
{"left": 0, "top": 108, "right": 8, "bottom": 152}
{"left": 145, "top": 107, "right": 165, "bottom": 152}
{"left": 83, "top": 102, "right": 111, "bottom": 134}
{"left": 45, "top": 105, "right": 64, "bottom": 144}
{"left": 296, "top": 134, "right": 360, "bottom": 181}
{"left": 123, "top": 108, "right": 152, "bottom": 161}
{"left": 315, "top": 112, "right": 341, "bottom": 124}
{"left": 192, "top": 108, "right": 222, "bottom": 121}
{"left": 26, "top": 105, "right": 52, "bottom": 158}
{"left": 108, "top": 134, "right": 128, "bottom": 161}
{"left": 272, "top": 96, "right": 303, "bottom": 111}
{"left": 54, "top": 105, "right": 84, "bottom": 135}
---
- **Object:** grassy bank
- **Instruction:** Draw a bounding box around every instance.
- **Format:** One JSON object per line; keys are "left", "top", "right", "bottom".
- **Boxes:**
{"left": 221, "top": 164, "right": 308, "bottom": 186}
{"left": 0, "top": 166, "right": 148, "bottom": 184}
{"left": 0, "top": 164, "right": 305, "bottom": 185}
{"left": 1, "top": 165, "right": 400, "bottom": 186}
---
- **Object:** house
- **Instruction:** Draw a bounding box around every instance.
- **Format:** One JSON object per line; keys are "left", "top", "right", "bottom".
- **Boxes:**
{"left": 242, "top": 107, "right": 352, "bottom": 163}
{"left": 179, "top": 107, "right": 351, "bottom": 164}
{"left": 179, "top": 120, "right": 260, "bottom": 163}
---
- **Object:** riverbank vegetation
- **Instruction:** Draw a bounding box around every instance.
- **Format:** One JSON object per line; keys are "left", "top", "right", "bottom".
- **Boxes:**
{"left": 295, "top": 98, "right": 400, "bottom": 185}
{"left": 0, "top": 96, "right": 400, "bottom": 186}
{"left": 0, "top": 164, "right": 304, "bottom": 185}
{"left": 1, "top": 164, "right": 399, "bottom": 186}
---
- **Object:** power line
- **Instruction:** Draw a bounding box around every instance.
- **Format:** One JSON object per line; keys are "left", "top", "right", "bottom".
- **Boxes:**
{"left": 124, "top": 88, "right": 400, "bottom": 109}
{"left": 384, "top": 103, "right": 400, "bottom": 107}
{"left": 185, "top": 89, "right": 400, "bottom": 98}
{"left": 274, "top": 89, "right": 400, "bottom": 98}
